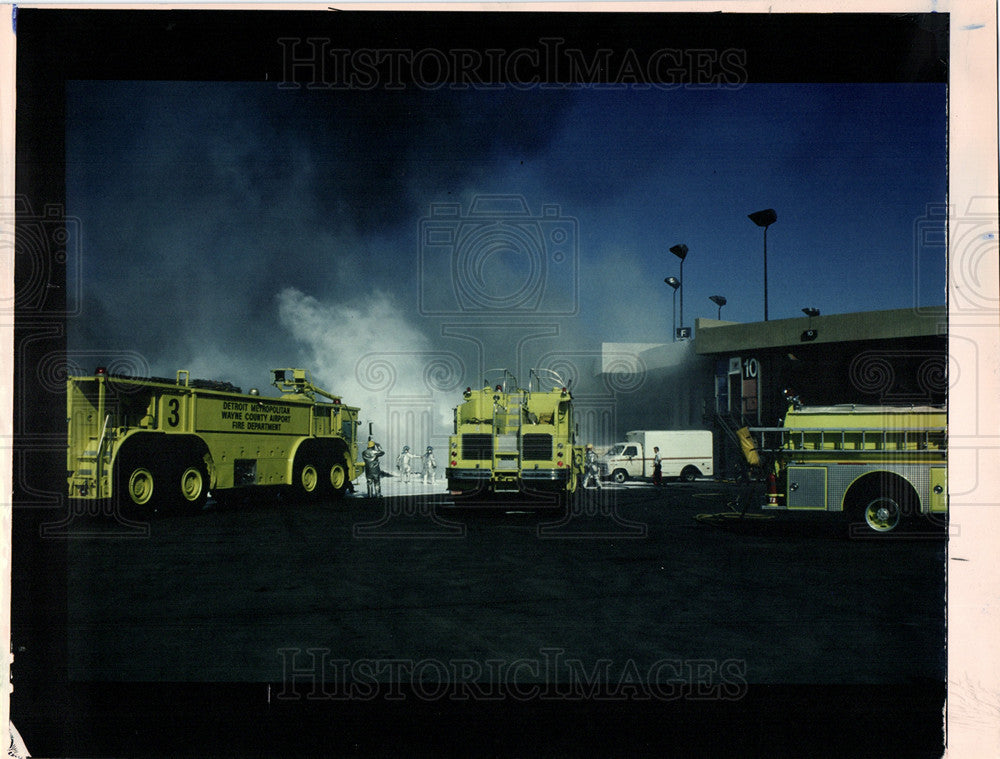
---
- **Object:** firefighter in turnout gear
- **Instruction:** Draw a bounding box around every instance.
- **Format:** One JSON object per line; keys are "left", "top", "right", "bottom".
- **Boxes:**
{"left": 396, "top": 445, "right": 415, "bottom": 483}
{"left": 583, "top": 443, "right": 602, "bottom": 489}
{"left": 363, "top": 439, "right": 385, "bottom": 497}
{"left": 422, "top": 446, "right": 438, "bottom": 485}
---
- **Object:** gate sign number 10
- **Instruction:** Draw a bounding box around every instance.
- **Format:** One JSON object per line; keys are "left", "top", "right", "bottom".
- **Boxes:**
{"left": 743, "top": 358, "right": 759, "bottom": 380}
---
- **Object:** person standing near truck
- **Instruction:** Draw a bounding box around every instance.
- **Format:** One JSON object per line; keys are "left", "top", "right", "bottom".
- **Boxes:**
{"left": 583, "top": 443, "right": 602, "bottom": 489}
{"left": 422, "top": 445, "right": 438, "bottom": 485}
{"left": 363, "top": 439, "right": 385, "bottom": 497}
{"left": 396, "top": 445, "right": 415, "bottom": 483}
{"left": 652, "top": 446, "right": 662, "bottom": 485}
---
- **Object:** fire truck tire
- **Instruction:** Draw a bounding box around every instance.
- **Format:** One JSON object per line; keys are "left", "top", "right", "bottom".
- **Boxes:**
{"left": 293, "top": 457, "right": 322, "bottom": 501}
{"left": 328, "top": 457, "right": 350, "bottom": 497}
{"left": 680, "top": 466, "right": 701, "bottom": 482}
{"left": 612, "top": 469, "right": 628, "bottom": 484}
{"left": 125, "top": 465, "right": 157, "bottom": 508}
{"left": 848, "top": 475, "right": 913, "bottom": 534}
{"left": 859, "top": 494, "right": 902, "bottom": 533}
{"left": 114, "top": 442, "right": 167, "bottom": 513}
{"left": 177, "top": 459, "right": 209, "bottom": 513}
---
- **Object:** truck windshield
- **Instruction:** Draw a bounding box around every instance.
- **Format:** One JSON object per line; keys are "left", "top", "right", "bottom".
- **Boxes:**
{"left": 608, "top": 444, "right": 625, "bottom": 455}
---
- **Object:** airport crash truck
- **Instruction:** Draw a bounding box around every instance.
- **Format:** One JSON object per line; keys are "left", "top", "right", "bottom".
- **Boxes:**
{"left": 597, "top": 430, "right": 714, "bottom": 484}
{"left": 446, "top": 369, "right": 584, "bottom": 500}
{"left": 749, "top": 403, "right": 947, "bottom": 534}
{"left": 67, "top": 367, "right": 360, "bottom": 512}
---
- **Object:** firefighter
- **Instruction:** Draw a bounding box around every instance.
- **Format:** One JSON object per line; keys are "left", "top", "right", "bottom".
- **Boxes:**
{"left": 396, "top": 445, "right": 415, "bottom": 483}
{"left": 583, "top": 443, "right": 602, "bottom": 489}
{"left": 422, "top": 445, "right": 438, "bottom": 485}
{"left": 362, "top": 439, "right": 385, "bottom": 497}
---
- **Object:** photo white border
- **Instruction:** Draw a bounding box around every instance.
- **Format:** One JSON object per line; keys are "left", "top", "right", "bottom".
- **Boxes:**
{"left": 0, "top": 1, "right": 996, "bottom": 755}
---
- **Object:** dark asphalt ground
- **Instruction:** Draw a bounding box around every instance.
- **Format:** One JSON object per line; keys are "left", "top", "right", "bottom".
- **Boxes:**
{"left": 66, "top": 481, "right": 947, "bottom": 686}
{"left": 5, "top": 480, "right": 949, "bottom": 757}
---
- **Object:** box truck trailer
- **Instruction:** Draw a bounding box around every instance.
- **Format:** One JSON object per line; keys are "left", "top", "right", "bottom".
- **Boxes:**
{"left": 597, "top": 430, "right": 713, "bottom": 484}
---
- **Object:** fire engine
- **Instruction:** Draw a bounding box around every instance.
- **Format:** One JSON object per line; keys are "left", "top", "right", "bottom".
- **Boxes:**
{"left": 751, "top": 402, "right": 947, "bottom": 534}
{"left": 446, "top": 369, "right": 584, "bottom": 501}
{"left": 67, "top": 367, "right": 360, "bottom": 512}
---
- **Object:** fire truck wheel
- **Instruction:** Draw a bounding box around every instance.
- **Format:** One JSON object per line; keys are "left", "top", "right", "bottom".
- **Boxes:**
{"left": 848, "top": 475, "right": 914, "bottom": 534}
{"left": 680, "top": 466, "right": 701, "bottom": 483}
{"left": 299, "top": 463, "right": 320, "bottom": 497}
{"left": 178, "top": 460, "right": 209, "bottom": 512}
{"left": 612, "top": 469, "right": 628, "bottom": 484}
{"left": 328, "top": 459, "right": 349, "bottom": 497}
{"left": 293, "top": 454, "right": 323, "bottom": 501}
{"left": 114, "top": 446, "right": 164, "bottom": 513}
{"left": 126, "top": 465, "right": 157, "bottom": 508}
{"left": 860, "top": 495, "right": 903, "bottom": 533}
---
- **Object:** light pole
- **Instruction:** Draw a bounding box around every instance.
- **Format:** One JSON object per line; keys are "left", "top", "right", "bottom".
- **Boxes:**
{"left": 709, "top": 295, "right": 727, "bottom": 319}
{"left": 664, "top": 277, "right": 680, "bottom": 341}
{"left": 669, "top": 244, "right": 688, "bottom": 331}
{"left": 747, "top": 209, "right": 777, "bottom": 321}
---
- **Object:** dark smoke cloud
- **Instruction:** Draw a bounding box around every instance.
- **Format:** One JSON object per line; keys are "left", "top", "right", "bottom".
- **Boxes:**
{"left": 65, "top": 80, "right": 945, "bottom": 447}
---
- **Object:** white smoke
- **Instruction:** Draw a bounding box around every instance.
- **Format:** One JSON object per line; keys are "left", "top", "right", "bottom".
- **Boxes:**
{"left": 275, "top": 286, "right": 459, "bottom": 455}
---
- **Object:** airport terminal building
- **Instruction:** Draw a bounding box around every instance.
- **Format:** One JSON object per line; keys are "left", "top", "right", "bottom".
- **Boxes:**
{"left": 599, "top": 306, "right": 948, "bottom": 478}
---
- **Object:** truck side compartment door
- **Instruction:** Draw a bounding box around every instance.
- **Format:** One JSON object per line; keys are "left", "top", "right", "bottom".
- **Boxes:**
{"left": 786, "top": 466, "right": 828, "bottom": 510}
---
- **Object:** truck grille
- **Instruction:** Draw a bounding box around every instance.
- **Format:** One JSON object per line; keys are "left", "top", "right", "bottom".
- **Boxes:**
{"left": 522, "top": 434, "right": 553, "bottom": 461}
{"left": 461, "top": 433, "right": 493, "bottom": 460}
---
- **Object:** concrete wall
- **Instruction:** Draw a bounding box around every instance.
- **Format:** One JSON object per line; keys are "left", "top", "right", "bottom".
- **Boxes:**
{"left": 595, "top": 341, "right": 715, "bottom": 445}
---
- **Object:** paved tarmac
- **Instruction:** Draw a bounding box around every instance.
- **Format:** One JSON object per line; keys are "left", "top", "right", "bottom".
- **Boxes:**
{"left": 66, "top": 479, "right": 947, "bottom": 686}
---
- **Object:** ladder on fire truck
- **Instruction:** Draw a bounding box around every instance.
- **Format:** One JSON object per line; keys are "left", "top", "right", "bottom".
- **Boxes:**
{"left": 751, "top": 424, "right": 947, "bottom": 455}
{"left": 492, "top": 393, "right": 523, "bottom": 492}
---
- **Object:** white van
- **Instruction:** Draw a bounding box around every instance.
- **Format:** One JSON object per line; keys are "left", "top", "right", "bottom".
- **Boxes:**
{"left": 598, "top": 430, "right": 713, "bottom": 483}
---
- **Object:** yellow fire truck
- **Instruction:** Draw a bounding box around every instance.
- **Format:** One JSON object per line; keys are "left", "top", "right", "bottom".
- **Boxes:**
{"left": 67, "top": 367, "right": 360, "bottom": 512}
{"left": 446, "top": 369, "right": 584, "bottom": 501}
{"left": 751, "top": 403, "right": 947, "bottom": 534}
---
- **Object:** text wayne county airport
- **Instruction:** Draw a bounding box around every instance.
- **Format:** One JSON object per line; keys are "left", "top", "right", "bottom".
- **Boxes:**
{"left": 221, "top": 401, "right": 293, "bottom": 431}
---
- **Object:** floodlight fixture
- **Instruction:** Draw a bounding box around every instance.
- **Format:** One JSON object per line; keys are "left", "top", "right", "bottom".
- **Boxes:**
{"left": 709, "top": 295, "right": 727, "bottom": 319}
{"left": 669, "top": 244, "right": 689, "bottom": 330}
{"left": 748, "top": 208, "right": 777, "bottom": 321}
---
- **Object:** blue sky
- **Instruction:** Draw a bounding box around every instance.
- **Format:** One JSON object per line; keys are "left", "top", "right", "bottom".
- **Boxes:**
{"left": 66, "top": 80, "right": 946, "bottom": 426}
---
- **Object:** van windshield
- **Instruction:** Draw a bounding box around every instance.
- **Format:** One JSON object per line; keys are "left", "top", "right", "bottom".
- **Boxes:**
{"left": 608, "top": 444, "right": 625, "bottom": 456}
